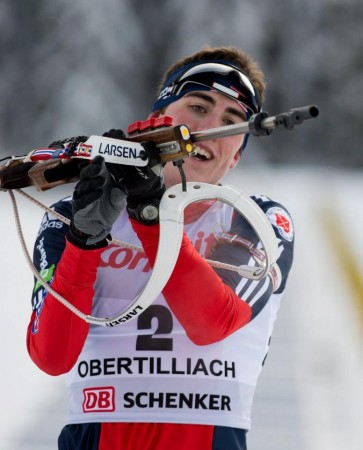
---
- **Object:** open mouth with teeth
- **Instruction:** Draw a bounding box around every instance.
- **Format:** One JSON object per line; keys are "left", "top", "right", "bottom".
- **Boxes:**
{"left": 191, "top": 145, "right": 212, "bottom": 161}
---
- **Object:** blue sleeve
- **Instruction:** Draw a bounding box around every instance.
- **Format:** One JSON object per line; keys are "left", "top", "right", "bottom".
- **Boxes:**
{"left": 31, "top": 196, "right": 72, "bottom": 311}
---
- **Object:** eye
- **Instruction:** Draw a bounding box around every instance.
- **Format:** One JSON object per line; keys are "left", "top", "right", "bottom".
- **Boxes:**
{"left": 189, "top": 104, "right": 207, "bottom": 114}
{"left": 222, "top": 113, "right": 247, "bottom": 125}
{"left": 223, "top": 118, "right": 236, "bottom": 126}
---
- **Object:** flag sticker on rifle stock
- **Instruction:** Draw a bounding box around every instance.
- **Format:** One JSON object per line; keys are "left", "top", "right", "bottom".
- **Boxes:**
{"left": 75, "top": 143, "right": 93, "bottom": 157}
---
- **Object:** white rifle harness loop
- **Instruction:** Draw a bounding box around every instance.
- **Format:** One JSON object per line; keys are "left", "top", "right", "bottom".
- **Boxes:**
{"left": 91, "top": 182, "right": 278, "bottom": 326}
{"left": 8, "top": 182, "right": 278, "bottom": 327}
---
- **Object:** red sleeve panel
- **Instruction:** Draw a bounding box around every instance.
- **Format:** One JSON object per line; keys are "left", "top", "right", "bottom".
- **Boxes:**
{"left": 27, "top": 240, "right": 103, "bottom": 376}
{"left": 130, "top": 220, "right": 252, "bottom": 345}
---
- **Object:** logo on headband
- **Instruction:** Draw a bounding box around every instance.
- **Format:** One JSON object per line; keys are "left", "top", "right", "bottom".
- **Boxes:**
{"left": 158, "top": 85, "right": 174, "bottom": 100}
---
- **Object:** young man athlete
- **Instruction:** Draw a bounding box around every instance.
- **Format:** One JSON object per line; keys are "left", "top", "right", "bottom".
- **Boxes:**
{"left": 27, "top": 46, "right": 294, "bottom": 450}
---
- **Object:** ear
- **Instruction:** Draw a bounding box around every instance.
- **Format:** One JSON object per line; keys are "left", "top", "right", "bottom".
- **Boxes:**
{"left": 229, "top": 150, "right": 241, "bottom": 169}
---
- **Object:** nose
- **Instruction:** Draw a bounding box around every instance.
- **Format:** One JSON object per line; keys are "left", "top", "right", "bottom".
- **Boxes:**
{"left": 195, "top": 113, "right": 220, "bottom": 131}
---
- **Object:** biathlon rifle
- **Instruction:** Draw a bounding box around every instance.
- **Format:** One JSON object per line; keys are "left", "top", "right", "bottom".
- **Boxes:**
{"left": 2, "top": 105, "right": 319, "bottom": 326}
{"left": 0, "top": 105, "right": 319, "bottom": 192}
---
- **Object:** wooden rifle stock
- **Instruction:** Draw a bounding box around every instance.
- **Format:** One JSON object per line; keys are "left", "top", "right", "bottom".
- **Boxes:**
{"left": 0, "top": 124, "right": 193, "bottom": 191}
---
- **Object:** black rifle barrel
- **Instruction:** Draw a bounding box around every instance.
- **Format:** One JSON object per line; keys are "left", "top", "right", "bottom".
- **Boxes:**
{"left": 191, "top": 105, "right": 319, "bottom": 142}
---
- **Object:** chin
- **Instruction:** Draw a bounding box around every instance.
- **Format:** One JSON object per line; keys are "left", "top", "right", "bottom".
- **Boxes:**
{"left": 165, "top": 161, "right": 219, "bottom": 187}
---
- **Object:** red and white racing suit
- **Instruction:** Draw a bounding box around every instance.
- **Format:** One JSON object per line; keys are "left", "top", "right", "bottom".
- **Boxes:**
{"left": 27, "top": 194, "right": 294, "bottom": 450}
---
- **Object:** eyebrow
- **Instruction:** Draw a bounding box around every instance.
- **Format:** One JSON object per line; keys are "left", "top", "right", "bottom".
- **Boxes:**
{"left": 184, "top": 92, "right": 247, "bottom": 121}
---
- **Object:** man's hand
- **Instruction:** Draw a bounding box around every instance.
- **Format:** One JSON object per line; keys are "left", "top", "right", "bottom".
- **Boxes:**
{"left": 103, "top": 129, "right": 165, "bottom": 225}
{"left": 49, "top": 135, "right": 89, "bottom": 151}
{"left": 67, "top": 155, "right": 126, "bottom": 249}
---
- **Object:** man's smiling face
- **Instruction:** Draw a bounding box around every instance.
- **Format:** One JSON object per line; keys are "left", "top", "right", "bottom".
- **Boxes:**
{"left": 157, "top": 91, "right": 247, "bottom": 187}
